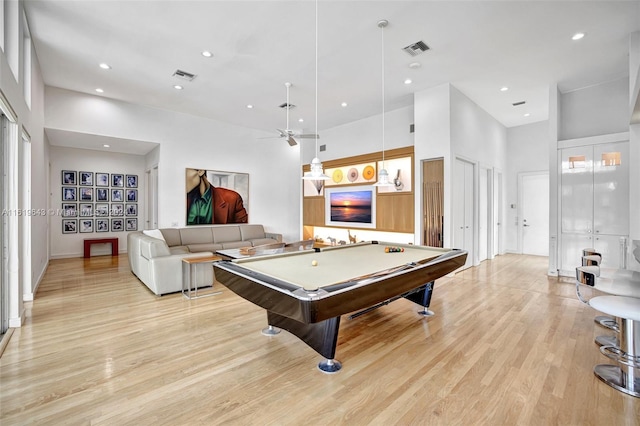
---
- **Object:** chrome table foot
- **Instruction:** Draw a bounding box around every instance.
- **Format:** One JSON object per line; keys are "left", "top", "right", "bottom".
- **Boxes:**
{"left": 261, "top": 325, "right": 281, "bottom": 336}
{"left": 318, "top": 358, "right": 342, "bottom": 374}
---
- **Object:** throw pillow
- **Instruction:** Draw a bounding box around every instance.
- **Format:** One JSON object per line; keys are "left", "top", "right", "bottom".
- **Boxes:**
{"left": 143, "top": 229, "right": 166, "bottom": 242}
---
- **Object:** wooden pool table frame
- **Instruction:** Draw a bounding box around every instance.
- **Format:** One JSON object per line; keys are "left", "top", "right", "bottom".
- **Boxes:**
{"left": 213, "top": 241, "right": 467, "bottom": 372}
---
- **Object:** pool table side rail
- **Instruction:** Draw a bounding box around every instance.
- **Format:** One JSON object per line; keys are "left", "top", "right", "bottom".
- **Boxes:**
{"left": 213, "top": 248, "right": 467, "bottom": 324}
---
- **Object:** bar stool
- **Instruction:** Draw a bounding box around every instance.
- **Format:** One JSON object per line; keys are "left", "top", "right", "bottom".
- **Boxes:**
{"left": 576, "top": 266, "right": 640, "bottom": 347}
{"left": 589, "top": 296, "right": 640, "bottom": 398}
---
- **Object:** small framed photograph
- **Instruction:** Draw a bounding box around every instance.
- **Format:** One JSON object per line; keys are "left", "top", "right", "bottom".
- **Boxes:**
{"left": 79, "top": 203, "right": 93, "bottom": 217}
{"left": 126, "top": 174, "right": 138, "bottom": 188}
{"left": 111, "top": 218, "right": 124, "bottom": 232}
{"left": 79, "top": 219, "right": 93, "bottom": 233}
{"left": 62, "top": 187, "right": 77, "bottom": 201}
{"left": 80, "top": 171, "right": 93, "bottom": 186}
{"left": 62, "top": 219, "right": 77, "bottom": 234}
{"left": 96, "top": 172, "right": 109, "bottom": 187}
{"left": 111, "top": 203, "right": 124, "bottom": 216}
{"left": 95, "top": 203, "right": 109, "bottom": 217}
{"left": 62, "top": 170, "right": 76, "bottom": 185}
{"left": 111, "top": 189, "right": 124, "bottom": 202}
{"left": 96, "top": 219, "right": 109, "bottom": 232}
{"left": 80, "top": 187, "right": 93, "bottom": 201}
{"left": 111, "top": 174, "right": 124, "bottom": 187}
{"left": 62, "top": 203, "right": 77, "bottom": 217}
{"left": 125, "top": 203, "right": 138, "bottom": 216}
{"left": 126, "top": 189, "right": 138, "bottom": 202}
{"left": 96, "top": 188, "right": 109, "bottom": 201}
{"left": 126, "top": 218, "right": 138, "bottom": 231}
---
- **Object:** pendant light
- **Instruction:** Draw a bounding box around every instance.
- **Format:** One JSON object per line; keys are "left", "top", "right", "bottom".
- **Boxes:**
{"left": 302, "top": 0, "right": 330, "bottom": 192}
{"left": 374, "top": 19, "right": 393, "bottom": 187}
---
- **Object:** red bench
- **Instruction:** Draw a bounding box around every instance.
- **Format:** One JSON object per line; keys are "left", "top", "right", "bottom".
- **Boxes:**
{"left": 84, "top": 238, "right": 119, "bottom": 258}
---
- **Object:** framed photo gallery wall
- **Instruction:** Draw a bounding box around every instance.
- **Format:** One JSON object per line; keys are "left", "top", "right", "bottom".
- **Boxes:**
{"left": 61, "top": 170, "right": 138, "bottom": 234}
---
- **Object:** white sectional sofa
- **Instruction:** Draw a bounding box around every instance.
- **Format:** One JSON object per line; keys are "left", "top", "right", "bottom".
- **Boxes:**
{"left": 127, "top": 224, "right": 282, "bottom": 295}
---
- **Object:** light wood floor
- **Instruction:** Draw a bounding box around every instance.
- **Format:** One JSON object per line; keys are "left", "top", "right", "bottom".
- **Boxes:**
{"left": 1, "top": 254, "right": 639, "bottom": 425}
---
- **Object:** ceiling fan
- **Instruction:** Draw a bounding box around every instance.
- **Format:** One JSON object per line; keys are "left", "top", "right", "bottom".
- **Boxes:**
{"left": 263, "top": 82, "right": 319, "bottom": 146}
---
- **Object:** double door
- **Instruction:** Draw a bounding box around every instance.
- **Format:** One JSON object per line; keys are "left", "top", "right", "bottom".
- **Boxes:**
{"left": 453, "top": 159, "right": 474, "bottom": 269}
{"left": 559, "top": 141, "right": 629, "bottom": 274}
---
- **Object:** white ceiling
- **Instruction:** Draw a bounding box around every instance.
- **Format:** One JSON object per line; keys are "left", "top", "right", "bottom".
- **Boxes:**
{"left": 25, "top": 0, "right": 640, "bottom": 153}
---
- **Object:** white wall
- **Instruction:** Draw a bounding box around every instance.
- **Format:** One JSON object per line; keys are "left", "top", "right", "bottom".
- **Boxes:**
{"left": 45, "top": 87, "right": 302, "bottom": 243}
{"left": 49, "top": 146, "right": 146, "bottom": 258}
{"left": 413, "top": 84, "right": 452, "bottom": 245}
{"left": 0, "top": 0, "right": 49, "bottom": 325}
{"left": 505, "top": 121, "right": 549, "bottom": 253}
{"left": 560, "top": 77, "right": 630, "bottom": 140}
{"left": 305, "top": 105, "right": 414, "bottom": 162}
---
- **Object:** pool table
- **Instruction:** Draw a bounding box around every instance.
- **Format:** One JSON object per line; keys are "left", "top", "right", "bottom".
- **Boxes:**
{"left": 213, "top": 241, "right": 467, "bottom": 372}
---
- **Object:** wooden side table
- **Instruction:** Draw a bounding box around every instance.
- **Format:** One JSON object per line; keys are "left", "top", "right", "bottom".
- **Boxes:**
{"left": 84, "top": 238, "right": 118, "bottom": 258}
{"left": 182, "top": 255, "right": 222, "bottom": 299}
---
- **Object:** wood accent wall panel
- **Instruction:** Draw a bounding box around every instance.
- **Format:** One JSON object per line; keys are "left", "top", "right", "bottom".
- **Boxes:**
{"left": 303, "top": 197, "right": 325, "bottom": 226}
{"left": 376, "top": 193, "right": 414, "bottom": 233}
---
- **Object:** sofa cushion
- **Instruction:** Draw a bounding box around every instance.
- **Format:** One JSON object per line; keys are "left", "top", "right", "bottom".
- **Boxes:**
{"left": 213, "top": 226, "right": 242, "bottom": 243}
{"left": 160, "top": 228, "right": 182, "bottom": 247}
{"left": 169, "top": 246, "right": 190, "bottom": 255}
{"left": 186, "top": 243, "right": 224, "bottom": 253}
{"left": 239, "top": 224, "right": 266, "bottom": 241}
{"left": 250, "top": 238, "right": 280, "bottom": 246}
{"left": 221, "top": 241, "right": 252, "bottom": 249}
{"left": 180, "top": 227, "right": 215, "bottom": 245}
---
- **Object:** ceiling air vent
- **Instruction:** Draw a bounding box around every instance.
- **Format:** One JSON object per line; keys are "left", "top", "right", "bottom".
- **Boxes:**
{"left": 173, "top": 69, "right": 196, "bottom": 81}
{"left": 512, "top": 101, "right": 526, "bottom": 106}
{"left": 279, "top": 103, "right": 296, "bottom": 109}
{"left": 402, "top": 40, "right": 430, "bottom": 56}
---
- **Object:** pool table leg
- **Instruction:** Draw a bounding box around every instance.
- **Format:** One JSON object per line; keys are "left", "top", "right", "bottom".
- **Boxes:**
{"left": 266, "top": 311, "right": 342, "bottom": 373}
{"left": 414, "top": 281, "right": 435, "bottom": 316}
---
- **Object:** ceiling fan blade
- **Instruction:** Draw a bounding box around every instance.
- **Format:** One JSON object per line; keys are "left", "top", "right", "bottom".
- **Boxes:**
{"left": 297, "top": 134, "right": 320, "bottom": 139}
{"left": 287, "top": 135, "right": 298, "bottom": 146}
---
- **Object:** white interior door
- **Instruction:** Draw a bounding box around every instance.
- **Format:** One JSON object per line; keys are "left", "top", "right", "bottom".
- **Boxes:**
{"left": 454, "top": 158, "right": 474, "bottom": 269}
{"left": 146, "top": 166, "right": 159, "bottom": 229}
{"left": 493, "top": 170, "right": 502, "bottom": 257}
{"left": 478, "top": 168, "right": 489, "bottom": 262}
{"left": 520, "top": 172, "right": 549, "bottom": 256}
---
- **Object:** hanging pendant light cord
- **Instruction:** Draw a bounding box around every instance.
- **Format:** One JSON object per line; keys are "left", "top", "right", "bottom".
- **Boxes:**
{"left": 380, "top": 20, "right": 385, "bottom": 169}
{"left": 314, "top": 0, "right": 319, "bottom": 158}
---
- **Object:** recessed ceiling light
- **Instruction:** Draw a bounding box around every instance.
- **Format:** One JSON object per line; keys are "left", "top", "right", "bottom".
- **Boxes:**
{"left": 298, "top": 118, "right": 304, "bottom": 123}
{"left": 408, "top": 62, "right": 421, "bottom": 69}
{"left": 341, "top": 102, "right": 348, "bottom": 107}
{"left": 201, "top": 51, "right": 213, "bottom": 58}
{"left": 95, "top": 88, "right": 104, "bottom": 93}
{"left": 524, "top": 113, "right": 531, "bottom": 117}
{"left": 246, "top": 104, "right": 253, "bottom": 109}
{"left": 572, "top": 32, "right": 585, "bottom": 41}
{"left": 404, "top": 79, "right": 412, "bottom": 85}
{"left": 99, "top": 63, "right": 111, "bottom": 70}
{"left": 173, "top": 85, "right": 183, "bottom": 90}
{"left": 103, "top": 144, "right": 110, "bottom": 148}
{"left": 500, "top": 87, "right": 509, "bottom": 92}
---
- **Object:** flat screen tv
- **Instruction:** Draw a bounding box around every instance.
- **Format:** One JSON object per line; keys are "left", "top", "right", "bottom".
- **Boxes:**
{"left": 325, "top": 185, "right": 376, "bottom": 229}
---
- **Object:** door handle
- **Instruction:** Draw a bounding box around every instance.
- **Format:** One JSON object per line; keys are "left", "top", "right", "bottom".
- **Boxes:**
{"left": 523, "top": 224, "right": 530, "bottom": 227}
